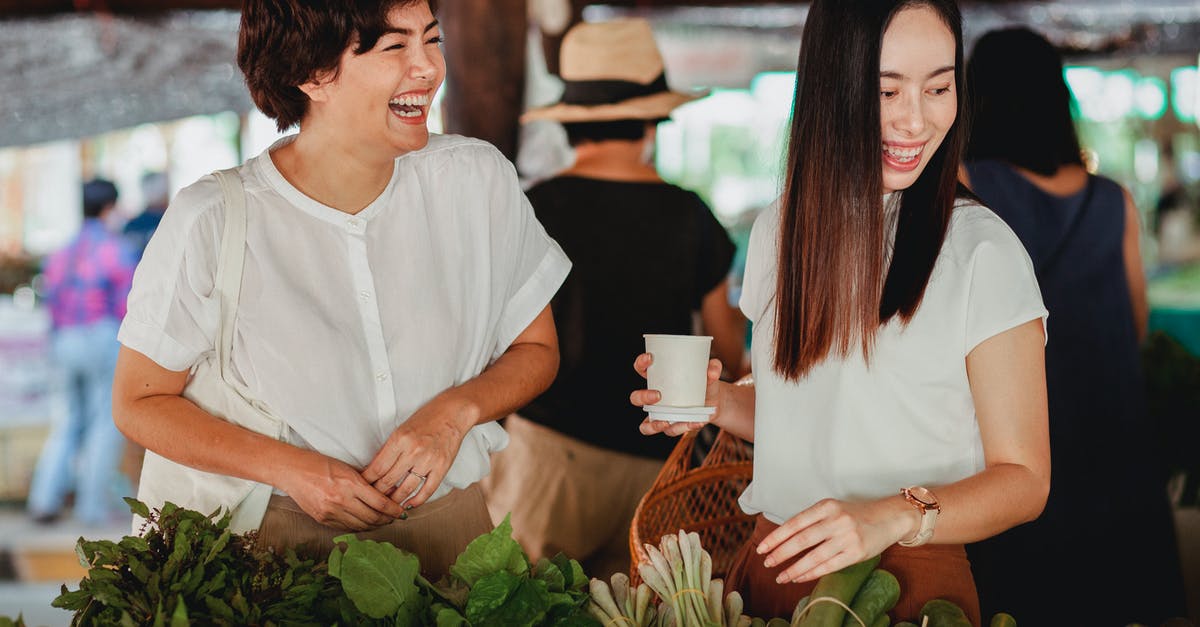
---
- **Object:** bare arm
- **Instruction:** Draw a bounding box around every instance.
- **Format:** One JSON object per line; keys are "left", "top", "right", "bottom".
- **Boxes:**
{"left": 914, "top": 317, "right": 1051, "bottom": 541}
{"left": 1122, "top": 188, "right": 1149, "bottom": 343}
{"left": 759, "top": 319, "right": 1050, "bottom": 582}
{"left": 700, "top": 279, "right": 748, "bottom": 380}
{"left": 112, "top": 347, "right": 405, "bottom": 530}
{"left": 362, "top": 304, "right": 559, "bottom": 507}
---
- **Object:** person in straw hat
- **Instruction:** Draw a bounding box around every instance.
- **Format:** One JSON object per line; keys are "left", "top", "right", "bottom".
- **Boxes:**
{"left": 481, "top": 18, "right": 747, "bottom": 579}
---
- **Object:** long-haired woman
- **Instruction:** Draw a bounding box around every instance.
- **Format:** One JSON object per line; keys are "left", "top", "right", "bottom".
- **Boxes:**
{"left": 633, "top": 1, "right": 1050, "bottom": 622}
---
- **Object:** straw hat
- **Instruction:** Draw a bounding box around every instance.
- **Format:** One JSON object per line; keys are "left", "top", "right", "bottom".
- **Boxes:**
{"left": 522, "top": 19, "right": 708, "bottom": 124}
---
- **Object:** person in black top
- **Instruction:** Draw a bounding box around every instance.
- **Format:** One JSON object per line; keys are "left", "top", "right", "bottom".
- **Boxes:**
{"left": 481, "top": 18, "right": 746, "bottom": 579}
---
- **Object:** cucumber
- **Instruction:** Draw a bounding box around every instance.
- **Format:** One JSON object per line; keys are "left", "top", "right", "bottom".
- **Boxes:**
{"left": 841, "top": 569, "right": 900, "bottom": 627}
{"left": 919, "top": 599, "right": 971, "bottom": 627}
{"left": 797, "top": 556, "right": 881, "bottom": 627}
{"left": 989, "top": 613, "right": 1016, "bottom": 627}
{"left": 870, "top": 615, "right": 890, "bottom": 627}
{"left": 791, "top": 596, "right": 810, "bottom": 624}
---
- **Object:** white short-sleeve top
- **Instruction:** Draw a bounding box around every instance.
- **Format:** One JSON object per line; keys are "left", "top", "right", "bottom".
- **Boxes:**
{"left": 738, "top": 199, "right": 1047, "bottom": 524}
{"left": 118, "top": 134, "right": 572, "bottom": 498}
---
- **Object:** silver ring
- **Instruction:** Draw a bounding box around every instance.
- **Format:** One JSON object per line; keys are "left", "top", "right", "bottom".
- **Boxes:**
{"left": 409, "top": 471, "right": 428, "bottom": 481}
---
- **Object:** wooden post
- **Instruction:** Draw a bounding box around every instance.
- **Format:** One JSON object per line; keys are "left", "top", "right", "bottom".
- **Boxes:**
{"left": 439, "top": 0, "right": 527, "bottom": 161}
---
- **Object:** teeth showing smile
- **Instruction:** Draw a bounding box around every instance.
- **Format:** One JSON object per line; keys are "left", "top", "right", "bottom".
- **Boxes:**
{"left": 389, "top": 93, "right": 430, "bottom": 118}
{"left": 883, "top": 143, "right": 922, "bottom": 163}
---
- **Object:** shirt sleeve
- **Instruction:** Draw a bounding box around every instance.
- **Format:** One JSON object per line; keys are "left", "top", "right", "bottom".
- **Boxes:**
{"left": 693, "top": 195, "right": 736, "bottom": 307}
{"left": 117, "top": 177, "right": 223, "bottom": 372}
{"left": 482, "top": 148, "right": 572, "bottom": 358}
{"left": 963, "top": 216, "right": 1049, "bottom": 354}
{"left": 738, "top": 203, "right": 779, "bottom": 325}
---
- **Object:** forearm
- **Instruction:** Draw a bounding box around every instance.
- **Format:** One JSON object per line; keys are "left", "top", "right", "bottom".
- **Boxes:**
{"left": 429, "top": 341, "right": 558, "bottom": 431}
{"left": 710, "top": 326, "right": 746, "bottom": 381}
{"left": 700, "top": 280, "right": 748, "bottom": 380}
{"left": 711, "top": 380, "right": 756, "bottom": 442}
{"left": 905, "top": 462, "right": 1049, "bottom": 545}
{"left": 114, "top": 393, "right": 315, "bottom": 487}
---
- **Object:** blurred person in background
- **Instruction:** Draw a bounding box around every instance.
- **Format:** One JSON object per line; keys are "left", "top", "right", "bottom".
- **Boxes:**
{"left": 110, "top": 0, "right": 569, "bottom": 576}
{"left": 962, "top": 26, "right": 1187, "bottom": 625}
{"left": 122, "top": 171, "right": 170, "bottom": 262}
{"left": 633, "top": 1, "right": 1053, "bottom": 622}
{"left": 481, "top": 18, "right": 745, "bottom": 579}
{"left": 27, "top": 178, "right": 135, "bottom": 526}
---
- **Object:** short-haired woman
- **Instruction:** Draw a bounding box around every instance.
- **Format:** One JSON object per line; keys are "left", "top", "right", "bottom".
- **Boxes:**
{"left": 113, "top": 0, "right": 570, "bottom": 577}
{"left": 633, "top": 1, "right": 1050, "bottom": 622}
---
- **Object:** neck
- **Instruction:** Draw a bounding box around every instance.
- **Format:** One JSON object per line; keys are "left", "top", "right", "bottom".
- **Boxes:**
{"left": 1013, "top": 163, "right": 1088, "bottom": 197}
{"left": 272, "top": 124, "right": 398, "bottom": 215}
{"left": 561, "top": 139, "right": 661, "bottom": 183}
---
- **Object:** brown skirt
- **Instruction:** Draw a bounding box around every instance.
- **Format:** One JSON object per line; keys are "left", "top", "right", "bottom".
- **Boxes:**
{"left": 255, "top": 483, "right": 493, "bottom": 580}
{"left": 726, "top": 514, "right": 981, "bottom": 626}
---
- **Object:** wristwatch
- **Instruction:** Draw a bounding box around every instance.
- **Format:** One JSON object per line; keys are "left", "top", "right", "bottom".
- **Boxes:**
{"left": 898, "top": 486, "right": 940, "bottom": 547}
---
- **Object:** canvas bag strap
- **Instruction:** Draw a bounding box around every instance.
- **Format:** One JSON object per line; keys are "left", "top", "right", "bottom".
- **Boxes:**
{"left": 210, "top": 168, "right": 278, "bottom": 532}
{"left": 211, "top": 168, "right": 247, "bottom": 385}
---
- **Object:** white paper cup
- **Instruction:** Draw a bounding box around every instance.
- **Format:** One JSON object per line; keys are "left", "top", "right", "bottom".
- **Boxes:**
{"left": 643, "top": 334, "right": 713, "bottom": 407}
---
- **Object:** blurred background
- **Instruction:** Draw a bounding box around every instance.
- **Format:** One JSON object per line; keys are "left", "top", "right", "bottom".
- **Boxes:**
{"left": 0, "top": 0, "right": 1196, "bottom": 624}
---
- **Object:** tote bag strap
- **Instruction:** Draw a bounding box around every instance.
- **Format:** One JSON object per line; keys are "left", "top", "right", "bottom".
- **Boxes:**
{"left": 209, "top": 168, "right": 280, "bottom": 532}
{"left": 212, "top": 168, "right": 248, "bottom": 385}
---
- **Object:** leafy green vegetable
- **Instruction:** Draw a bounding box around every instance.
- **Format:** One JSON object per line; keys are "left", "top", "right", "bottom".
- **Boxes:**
{"left": 46, "top": 502, "right": 597, "bottom": 626}
{"left": 52, "top": 498, "right": 345, "bottom": 626}
{"left": 328, "top": 534, "right": 422, "bottom": 619}
{"left": 448, "top": 514, "right": 529, "bottom": 586}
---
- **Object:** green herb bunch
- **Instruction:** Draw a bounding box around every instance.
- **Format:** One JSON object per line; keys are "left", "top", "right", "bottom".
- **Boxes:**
{"left": 330, "top": 514, "right": 600, "bottom": 627}
{"left": 51, "top": 498, "right": 344, "bottom": 626}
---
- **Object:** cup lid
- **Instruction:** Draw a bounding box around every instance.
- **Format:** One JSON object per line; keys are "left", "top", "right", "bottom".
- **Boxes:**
{"left": 642, "top": 334, "right": 713, "bottom": 341}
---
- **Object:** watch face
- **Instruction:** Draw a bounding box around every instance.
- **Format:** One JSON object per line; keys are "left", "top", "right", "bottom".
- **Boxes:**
{"left": 906, "top": 486, "right": 938, "bottom": 507}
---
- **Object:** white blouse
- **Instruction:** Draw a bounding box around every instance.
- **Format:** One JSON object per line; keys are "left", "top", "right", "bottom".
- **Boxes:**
{"left": 119, "top": 134, "right": 572, "bottom": 500}
{"left": 738, "top": 199, "right": 1047, "bottom": 524}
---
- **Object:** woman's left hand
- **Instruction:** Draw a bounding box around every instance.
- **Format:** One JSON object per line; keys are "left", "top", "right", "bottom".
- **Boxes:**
{"left": 756, "top": 497, "right": 912, "bottom": 584}
{"left": 361, "top": 394, "right": 476, "bottom": 510}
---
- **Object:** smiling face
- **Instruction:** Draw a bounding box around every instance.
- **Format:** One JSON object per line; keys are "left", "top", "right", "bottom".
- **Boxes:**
{"left": 303, "top": 1, "right": 445, "bottom": 157}
{"left": 878, "top": 5, "right": 957, "bottom": 194}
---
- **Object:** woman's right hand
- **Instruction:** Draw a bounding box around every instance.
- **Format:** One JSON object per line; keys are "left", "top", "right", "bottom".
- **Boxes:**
{"left": 630, "top": 353, "right": 724, "bottom": 437}
{"left": 278, "top": 450, "right": 406, "bottom": 531}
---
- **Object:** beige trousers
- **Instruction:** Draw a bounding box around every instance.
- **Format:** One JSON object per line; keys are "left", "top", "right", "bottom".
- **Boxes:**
{"left": 480, "top": 414, "right": 665, "bottom": 580}
{"left": 256, "top": 483, "right": 492, "bottom": 580}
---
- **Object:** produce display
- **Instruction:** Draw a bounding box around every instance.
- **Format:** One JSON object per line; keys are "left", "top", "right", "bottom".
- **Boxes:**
{"left": 0, "top": 501, "right": 1027, "bottom": 627}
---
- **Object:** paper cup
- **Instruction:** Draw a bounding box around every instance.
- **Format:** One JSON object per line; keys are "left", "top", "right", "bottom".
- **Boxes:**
{"left": 643, "top": 334, "right": 713, "bottom": 407}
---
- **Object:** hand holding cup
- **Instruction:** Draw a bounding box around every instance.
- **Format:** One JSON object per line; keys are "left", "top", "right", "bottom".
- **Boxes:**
{"left": 631, "top": 334, "right": 723, "bottom": 436}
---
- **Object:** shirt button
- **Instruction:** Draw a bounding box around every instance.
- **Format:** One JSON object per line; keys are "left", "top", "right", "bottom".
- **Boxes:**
{"left": 376, "top": 371, "right": 389, "bottom": 382}
{"left": 359, "top": 290, "right": 371, "bottom": 301}
{"left": 346, "top": 218, "right": 361, "bottom": 231}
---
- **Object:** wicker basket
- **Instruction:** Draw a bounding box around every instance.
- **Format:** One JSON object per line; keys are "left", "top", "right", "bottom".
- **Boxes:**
{"left": 629, "top": 427, "right": 755, "bottom": 584}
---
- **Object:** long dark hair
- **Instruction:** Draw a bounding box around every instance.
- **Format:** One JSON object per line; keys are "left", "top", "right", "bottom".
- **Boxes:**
{"left": 965, "top": 27, "right": 1083, "bottom": 176}
{"left": 773, "top": 0, "right": 969, "bottom": 380}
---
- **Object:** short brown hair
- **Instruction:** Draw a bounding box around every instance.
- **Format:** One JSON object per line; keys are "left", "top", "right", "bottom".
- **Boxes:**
{"left": 238, "top": 0, "right": 438, "bottom": 132}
